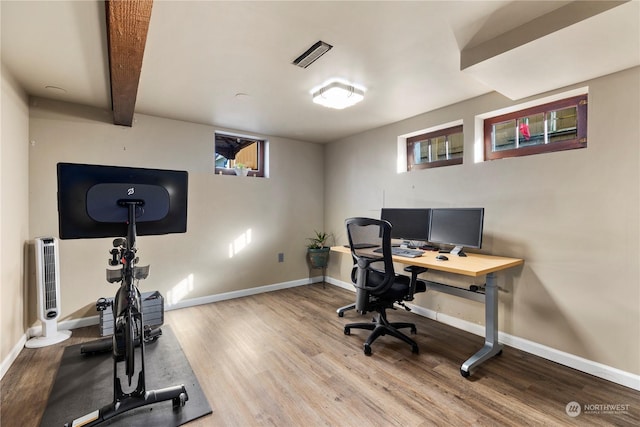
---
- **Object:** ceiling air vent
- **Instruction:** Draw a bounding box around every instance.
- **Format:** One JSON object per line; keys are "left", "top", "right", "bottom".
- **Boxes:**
{"left": 292, "top": 41, "right": 333, "bottom": 68}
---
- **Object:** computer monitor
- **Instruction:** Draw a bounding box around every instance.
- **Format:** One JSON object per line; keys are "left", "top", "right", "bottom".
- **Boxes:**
{"left": 428, "top": 208, "right": 484, "bottom": 256}
{"left": 57, "top": 162, "right": 188, "bottom": 239}
{"left": 380, "top": 208, "right": 431, "bottom": 246}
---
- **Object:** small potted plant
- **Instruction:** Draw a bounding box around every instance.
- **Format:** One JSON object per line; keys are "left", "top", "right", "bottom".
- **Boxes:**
{"left": 234, "top": 162, "right": 250, "bottom": 176}
{"left": 307, "top": 230, "right": 332, "bottom": 269}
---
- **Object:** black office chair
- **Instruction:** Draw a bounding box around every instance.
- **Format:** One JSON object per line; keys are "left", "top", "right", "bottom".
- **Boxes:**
{"left": 343, "top": 217, "right": 426, "bottom": 355}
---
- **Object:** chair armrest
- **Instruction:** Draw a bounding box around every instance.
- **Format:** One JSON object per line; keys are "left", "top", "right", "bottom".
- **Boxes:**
{"left": 403, "top": 266, "right": 428, "bottom": 300}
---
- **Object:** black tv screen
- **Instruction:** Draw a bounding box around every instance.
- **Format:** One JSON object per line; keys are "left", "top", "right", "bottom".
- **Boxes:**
{"left": 57, "top": 163, "right": 188, "bottom": 239}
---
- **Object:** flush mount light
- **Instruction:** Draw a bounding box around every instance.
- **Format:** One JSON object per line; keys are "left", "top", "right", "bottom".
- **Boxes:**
{"left": 311, "top": 80, "right": 365, "bottom": 110}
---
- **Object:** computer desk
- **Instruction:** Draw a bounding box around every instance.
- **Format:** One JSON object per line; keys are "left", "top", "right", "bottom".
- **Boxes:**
{"left": 330, "top": 245, "right": 524, "bottom": 377}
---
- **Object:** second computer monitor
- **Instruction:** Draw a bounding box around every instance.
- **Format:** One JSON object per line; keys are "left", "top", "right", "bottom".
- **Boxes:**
{"left": 380, "top": 208, "right": 431, "bottom": 243}
{"left": 428, "top": 208, "right": 484, "bottom": 256}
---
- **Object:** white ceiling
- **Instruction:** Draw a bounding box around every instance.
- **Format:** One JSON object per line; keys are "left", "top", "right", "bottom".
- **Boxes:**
{"left": 2, "top": 1, "right": 638, "bottom": 143}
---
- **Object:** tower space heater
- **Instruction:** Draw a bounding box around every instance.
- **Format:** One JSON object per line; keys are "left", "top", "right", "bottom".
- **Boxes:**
{"left": 25, "top": 237, "right": 71, "bottom": 348}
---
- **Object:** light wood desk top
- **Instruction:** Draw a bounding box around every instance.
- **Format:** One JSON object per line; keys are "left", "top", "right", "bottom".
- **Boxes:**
{"left": 331, "top": 245, "right": 523, "bottom": 277}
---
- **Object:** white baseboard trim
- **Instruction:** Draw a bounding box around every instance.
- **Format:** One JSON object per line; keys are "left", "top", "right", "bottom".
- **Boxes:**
{"left": 411, "top": 304, "right": 640, "bottom": 391}
{"left": 4, "top": 277, "right": 638, "bottom": 391}
{"left": 2, "top": 316, "right": 102, "bottom": 381}
{"left": 164, "top": 277, "right": 315, "bottom": 311}
{"left": 21, "top": 277, "right": 318, "bottom": 338}
{"left": 1, "top": 334, "right": 27, "bottom": 380}
{"left": 1, "top": 277, "right": 316, "bottom": 381}
{"left": 26, "top": 316, "right": 100, "bottom": 339}
{"left": 497, "top": 331, "right": 640, "bottom": 391}
{"left": 328, "top": 278, "right": 640, "bottom": 391}
{"left": 325, "top": 276, "right": 353, "bottom": 291}
{"left": 24, "top": 276, "right": 321, "bottom": 335}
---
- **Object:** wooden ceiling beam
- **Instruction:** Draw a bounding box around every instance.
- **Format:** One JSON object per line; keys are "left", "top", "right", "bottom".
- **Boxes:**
{"left": 105, "top": 0, "right": 153, "bottom": 126}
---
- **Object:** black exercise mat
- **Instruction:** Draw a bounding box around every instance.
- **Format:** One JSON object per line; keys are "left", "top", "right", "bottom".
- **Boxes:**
{"left": 40, "top": 325, "right": 212, "bottom": 426}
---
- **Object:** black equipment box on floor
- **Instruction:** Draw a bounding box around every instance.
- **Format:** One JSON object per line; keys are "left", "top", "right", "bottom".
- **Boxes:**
{"left": 99, "top": 291, "right": 164, "bottom": 336}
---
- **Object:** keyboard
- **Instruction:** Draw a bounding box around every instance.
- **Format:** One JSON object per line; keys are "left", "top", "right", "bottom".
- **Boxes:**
{"left": 374, "top": 247, "right": 425, "bottom": 258}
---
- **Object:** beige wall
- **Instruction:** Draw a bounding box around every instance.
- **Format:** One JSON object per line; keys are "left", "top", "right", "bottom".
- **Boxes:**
{"left": 28, "top": 98, "right": 324, "bottom": 323}
{"left": 5, "top": 64, "right": 638, "bottom": 381}
{"left": 325, "top": 67, "right": 640, "bottom": 375}
{"left": 1, "top": 64, "right": 30, "bottom": 364}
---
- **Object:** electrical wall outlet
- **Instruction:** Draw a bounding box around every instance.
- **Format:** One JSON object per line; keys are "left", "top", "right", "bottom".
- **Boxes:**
{"left": 278, "top": 252, "right": 284, "bottom": 262}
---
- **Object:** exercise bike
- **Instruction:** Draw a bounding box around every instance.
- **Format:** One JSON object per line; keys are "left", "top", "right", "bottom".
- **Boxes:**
{"left": 66, "top": 200, "right": 188, "bottom": 427}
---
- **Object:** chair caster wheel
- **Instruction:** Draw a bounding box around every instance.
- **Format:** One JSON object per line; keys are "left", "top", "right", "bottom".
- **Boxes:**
{"left": 363, "top": 344, "right": 372, "bottom": 356}
{"left": 411, "top": 345, "right": 419, "bottom": 354}
{"left": 338, "top": 311, "right": 344, "bottom": 317}
{"left": 410, "top": 326, "right": 417, "bottom": 334}
{"left": 344, "top": 327, "right": 350, "bottom": 335}
{"left": 460, "top": 369, "right": 470, "bottom": 378}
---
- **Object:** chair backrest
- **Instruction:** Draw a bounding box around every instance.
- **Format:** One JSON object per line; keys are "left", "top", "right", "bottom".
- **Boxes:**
{"left": 345, "top": 218, "right": 396, "bottom": 305}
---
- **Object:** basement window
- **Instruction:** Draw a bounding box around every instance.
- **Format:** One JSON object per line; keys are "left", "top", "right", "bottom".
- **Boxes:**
{"left": 484, "top": 94, "right": 587, "bottom": 160}
{"left": 407, "top": 125, "right": 464, "bottom": 171}
{"left": 214, "top": 132, "right": 266, "bottom": 177}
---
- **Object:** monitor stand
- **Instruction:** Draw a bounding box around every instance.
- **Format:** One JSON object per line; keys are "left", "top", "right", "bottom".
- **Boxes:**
{"left": 400, "top": 240, "right": 433, "bottom": 250}
{"left": 450, "top": 246, "right": 467, "bottom": 257}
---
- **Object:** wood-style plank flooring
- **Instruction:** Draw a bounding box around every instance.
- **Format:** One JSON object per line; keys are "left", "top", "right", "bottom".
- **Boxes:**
{"left": 2, "top": 284, "right": 639, "bottom": 426}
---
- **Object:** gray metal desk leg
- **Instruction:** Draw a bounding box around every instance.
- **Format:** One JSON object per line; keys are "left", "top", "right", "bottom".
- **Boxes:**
{"left": 460, "top": 272, "right": 503, "bottom": 377}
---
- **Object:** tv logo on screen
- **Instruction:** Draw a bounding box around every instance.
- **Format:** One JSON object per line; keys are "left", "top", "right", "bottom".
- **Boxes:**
{"left": 127, "top": 187, "right": 135, "bottom": 196}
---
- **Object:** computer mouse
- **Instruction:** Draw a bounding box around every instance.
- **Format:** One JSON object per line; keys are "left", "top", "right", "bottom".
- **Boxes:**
{"left": 435, "top": 254, "right": 448, "bottom": 261}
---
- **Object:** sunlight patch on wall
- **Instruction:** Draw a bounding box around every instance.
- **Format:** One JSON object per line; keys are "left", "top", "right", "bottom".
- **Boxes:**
{"left": 167, "top": 273, "right": 194, "bottom": 306}
{"left": 228, "top": 228, "right": 253, "bottom": 258}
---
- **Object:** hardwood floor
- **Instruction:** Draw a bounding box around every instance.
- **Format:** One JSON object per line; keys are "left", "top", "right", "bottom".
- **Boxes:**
{"left": 2, "top": 284, "right": 638, "bottom": 426}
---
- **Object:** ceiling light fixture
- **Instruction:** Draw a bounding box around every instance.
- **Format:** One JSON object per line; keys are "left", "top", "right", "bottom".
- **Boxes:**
{"left": 311, "top": 80, "right": 365, "bottom": 110}
{"left": 292, "top": 41, "right": 333, "bottom": 68}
